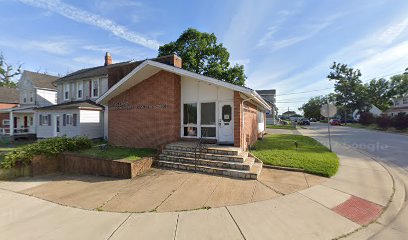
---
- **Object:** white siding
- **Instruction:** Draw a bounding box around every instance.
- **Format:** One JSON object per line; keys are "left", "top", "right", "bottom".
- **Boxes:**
{"left": 36, "top": 109, "right": 103, "bottom": 139}
{"left": 103, "top": 105, "right": 108, "bottom": 139}
{"left": 79, "top": 110, "right": 103, "bottom": 139}
{"left": 258, "top": 111, "right": 265, "bottom": 133}
{"left": 181, "top": 77, "right": 234, "bottom": 102}
{"left": 36, "top": 89, "right": 57, "bottom": 106}
{"left": 36, "top": 110, "right": 79, "bottom": 138}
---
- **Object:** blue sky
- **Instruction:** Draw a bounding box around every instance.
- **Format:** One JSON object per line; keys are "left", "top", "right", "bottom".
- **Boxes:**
{"left": 1, "top": 0, "right": 408, "bottom": 113}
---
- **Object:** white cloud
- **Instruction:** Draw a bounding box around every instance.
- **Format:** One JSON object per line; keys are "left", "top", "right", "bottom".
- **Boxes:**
{"left": 73, "top": 56, "right": 104, "bottom": 66}
{"left": 377, "top": 17, "right": 408, "bottom": 45}
{"left": 19, "top": 0, "right": 160, "bottom": 50}
{"left": 0, "top": 37, "right": 76, "bottom": 55}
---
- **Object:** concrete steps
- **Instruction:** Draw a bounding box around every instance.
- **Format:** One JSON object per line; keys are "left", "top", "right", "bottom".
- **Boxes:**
{"left": 155, "top": 142, "right": 262, "bottom": 179}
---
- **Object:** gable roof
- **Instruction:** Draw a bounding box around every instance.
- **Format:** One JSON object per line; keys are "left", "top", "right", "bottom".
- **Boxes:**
{"left": 96, "top": 60, "right": 271, "bottom": 111}
{"left": 256, "top": 89, "right": 276, "bottom": 95}
{"left": 55, "top": 61, "right": 134, "bottom": 83}
{"left": 25, "top": 71, "right": 59, "bottom": 90}
{"left": 0, "top": 87, "right": 19, "bottom": 103}
{"left": 36, "top": 100, "right": 103, "bottom": 111}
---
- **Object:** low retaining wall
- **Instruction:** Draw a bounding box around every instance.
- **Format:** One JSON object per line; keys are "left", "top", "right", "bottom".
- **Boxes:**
{"left": 32, "top": 153, "right": 153, "bottom": 179}
{"left": 0, "top": 165, "right": 31, "bottom": 180}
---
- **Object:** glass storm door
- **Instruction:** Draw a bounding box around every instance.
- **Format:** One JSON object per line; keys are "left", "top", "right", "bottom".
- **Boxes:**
{"left": 218, "top": 102, "right": 234, "bottom": 143}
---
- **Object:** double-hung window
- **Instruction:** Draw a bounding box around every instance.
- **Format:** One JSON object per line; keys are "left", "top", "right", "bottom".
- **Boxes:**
{"left": 92, "top": 79, "right": 99, "bottom": 98}
{"left": 77, "top": 81, "right": 83, "bottom": 99}
{"left": 63, "top": 83, "right": 70, "bottom": 101}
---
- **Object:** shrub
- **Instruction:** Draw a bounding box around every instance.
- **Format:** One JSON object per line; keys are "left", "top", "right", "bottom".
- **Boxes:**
{"left": 376, "top": 115, "right": 392, "bottom": 129}
{"left": 392, "top": 112, "right": 408, "bottom": 130}
{"left": 0, "top": 137, "right": 92, "bottom": 169}
{"left": 359, "top": 112, "right": 375, "bottom": 126}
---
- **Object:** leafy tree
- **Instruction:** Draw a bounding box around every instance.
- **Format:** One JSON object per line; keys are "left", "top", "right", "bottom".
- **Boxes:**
{"left": 0, "top": 52, "right": 21, "bottom": 88}
{"left": 158, "top": 28, "right": 246, "bottom": 86}
{"left": 389, "top": 69, "right": 408, "bottom": 97}
{"left": 365, "top": 78, "right": 393, "bottom": 111}
{"left": 299, "top": 94, "right": 336, "bottom": 119}
{"left": 327, "top": 62, "right": 369, "bottom": 122}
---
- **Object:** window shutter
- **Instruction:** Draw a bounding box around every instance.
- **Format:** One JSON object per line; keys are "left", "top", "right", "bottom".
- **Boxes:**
{"left": 39, "top": 114, "right": 43, "bottom": 125}
{"left": 63, "top": 114, "right": 66, "bottom": 126}
{"left": 48, "top": 114, "right": 51, "bottom": 126}
{"left": 73, "top": 114, "right": 77, "bottom": 126}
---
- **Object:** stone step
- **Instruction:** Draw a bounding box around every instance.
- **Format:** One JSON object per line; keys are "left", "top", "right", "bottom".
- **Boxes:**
{"left": 161, "top": 150, "right": 246, "bottom": 163}
{"left": 158, "top": 154, "right": 253, "bottom": 170}
{"left": 165, "top": 144, "right": 241, "bottom": 156}
{"left": 154, "top": 159, "right": 262, "bottom": 179}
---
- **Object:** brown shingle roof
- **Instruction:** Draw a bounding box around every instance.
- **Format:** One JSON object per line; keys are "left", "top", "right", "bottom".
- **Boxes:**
{"left": 0, "top": 87, "right": 19, "bottom": 103}
{"left": 25, "top": 71, "right": 59, "bottom": 90}
{"left": 35, "top": 100, "right": 104, "bottom": 110}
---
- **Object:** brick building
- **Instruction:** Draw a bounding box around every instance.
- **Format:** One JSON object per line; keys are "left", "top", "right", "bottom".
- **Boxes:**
{"left": 97, "top": 56, "right": 270, "bottom": 150}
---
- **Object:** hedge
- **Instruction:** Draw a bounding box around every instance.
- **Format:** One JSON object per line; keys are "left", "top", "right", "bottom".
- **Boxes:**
{"left": 0, "top": 137, "right": 92, "bottom": 169}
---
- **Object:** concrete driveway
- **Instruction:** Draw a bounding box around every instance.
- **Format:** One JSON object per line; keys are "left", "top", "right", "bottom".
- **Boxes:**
{"left": 0, "top": 167, "right": 325, "bottom": 213}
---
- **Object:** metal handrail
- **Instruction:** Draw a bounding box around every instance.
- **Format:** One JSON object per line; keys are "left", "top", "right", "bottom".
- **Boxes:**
{"left": 194, "top": 129, "right": 208, "bottom": 172}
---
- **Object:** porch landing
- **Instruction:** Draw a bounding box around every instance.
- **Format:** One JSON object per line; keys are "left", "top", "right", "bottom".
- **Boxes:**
{"left": 156, "top": 141, "right": 263, "bottom": 179}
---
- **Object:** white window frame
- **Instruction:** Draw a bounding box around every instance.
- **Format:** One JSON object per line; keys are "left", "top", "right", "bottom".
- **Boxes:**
{"left": 40, "top": 115, "right": 50, "bottom": 126}
{"left": 30, "top": 92, "right": 34, "bottom": 103}
{"left": 63, "top": 83, "right": 70, "bottom": 101}
{"left": 23, "top": 93, "right": 27, "bottom": 103}
{"left": 199, "top": 101, "right": 217, "bottom": 139}
{"left": 66, "top": 114, "right": 73, "bottom": 125}
{"left": 92, "top": 79, "right": 99, "bottom": 98}
{"left": 77, "top": 81, "right": 83, "bottom": 99}
{"left": 2, "top": 119, "right": 10, "bottom": 126}
{"left": 403, "top": 98, "right": 408, "bottom": 104}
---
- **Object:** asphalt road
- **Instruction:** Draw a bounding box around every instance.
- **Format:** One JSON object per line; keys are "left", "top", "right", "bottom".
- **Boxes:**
{"left": 306, "top": 123, "right": 408, "bottom": 172}
{"left": 304, "top": 122, "right": 408, "bottom": 239}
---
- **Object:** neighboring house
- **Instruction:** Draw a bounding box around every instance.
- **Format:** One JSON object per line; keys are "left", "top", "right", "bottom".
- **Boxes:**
{"left": 385, "top": 97, "right": 408, "bottom": 116}
{"left": 256, "top": 89, "right": 278, "bottom": 125}
{"left": 0, "top": 87, "right": 19, "bottom": 135}
{"left": 0, "top": 71, "right": 58, "bottom": 138}
{"left": 352, "top": 105, "right": 382, "bottom": 120}
{"left": 282, "top": 111, "right": 296, "bottom": 118}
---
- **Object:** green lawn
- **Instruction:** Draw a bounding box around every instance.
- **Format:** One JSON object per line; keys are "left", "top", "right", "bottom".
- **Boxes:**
{"left": 266, "top": 125, "right": 296, "bottom": 130}
{"left": 76, "top": 145, "right": 156, "bottom": 161}
{"left": 252, "top": 134, "right": 339, "bottom": 177}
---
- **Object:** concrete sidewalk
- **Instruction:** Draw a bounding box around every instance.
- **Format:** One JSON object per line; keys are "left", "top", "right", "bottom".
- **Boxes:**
{"left": 0, "top": 133, "right": 399, "bottom": 239}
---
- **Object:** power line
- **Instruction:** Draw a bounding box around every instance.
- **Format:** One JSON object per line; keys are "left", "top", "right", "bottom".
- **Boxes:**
{"left": 276, "top": 87, "right": 334, "bottom": 96}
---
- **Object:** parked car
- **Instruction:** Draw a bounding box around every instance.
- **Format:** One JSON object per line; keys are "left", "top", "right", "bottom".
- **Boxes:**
{"left": 329, "top": 119, "right": 342, "bottom": 125}
{"left": 309, "top": 118, "right": 317, "bottom": 122}
{"left": 299, "top": 119, "right": 310, "bottom": 125}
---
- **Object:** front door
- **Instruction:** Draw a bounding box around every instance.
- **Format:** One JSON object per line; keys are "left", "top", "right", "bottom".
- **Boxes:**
{"left": 218, "top": 101, "right": 234, "bottom": 144}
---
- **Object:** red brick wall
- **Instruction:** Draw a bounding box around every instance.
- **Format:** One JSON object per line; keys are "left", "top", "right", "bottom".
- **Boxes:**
{"left": 0, "top": 103, "right": 17, "bottom": 128}
{"left": 108, "top": 70, "right": 181, "bottom": 149}
{"left": 233, "top": 92, "right": 259, "bottom": 150}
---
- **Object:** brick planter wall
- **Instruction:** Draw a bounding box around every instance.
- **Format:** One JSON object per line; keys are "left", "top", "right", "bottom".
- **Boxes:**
{"left": 31, "top": 153, "right": 154, "bottom": 179}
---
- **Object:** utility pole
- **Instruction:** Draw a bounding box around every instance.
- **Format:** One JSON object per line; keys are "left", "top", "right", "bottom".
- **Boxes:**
{"left": 327, "top": 100, "right": 332, "bottom": 152}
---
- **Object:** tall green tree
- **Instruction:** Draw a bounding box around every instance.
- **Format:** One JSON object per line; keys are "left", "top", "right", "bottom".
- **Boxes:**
{"left": 158, "top": 28, "right": 246, "bottom": 86}
{"left": 365, "top": 78, "right": 393, "bottom": 111}
{"left": 0, "top": 52, "right": 21, "bottom": 88}
{"left": 327, "top": 62, "right": 369, "bottom": 120}
{"left": 389, "top": 69, "right": 408, "bottom": 97}
{"left": 299, "top": 94, "right": 336, "bottom": 119}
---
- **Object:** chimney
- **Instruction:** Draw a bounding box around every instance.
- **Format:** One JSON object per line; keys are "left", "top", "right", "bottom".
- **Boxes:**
{"left": 104, "top": 52, "right": 112, "bottom": 66}
{"left": 153, "top": 55, "right": 182, "bottom": 68}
